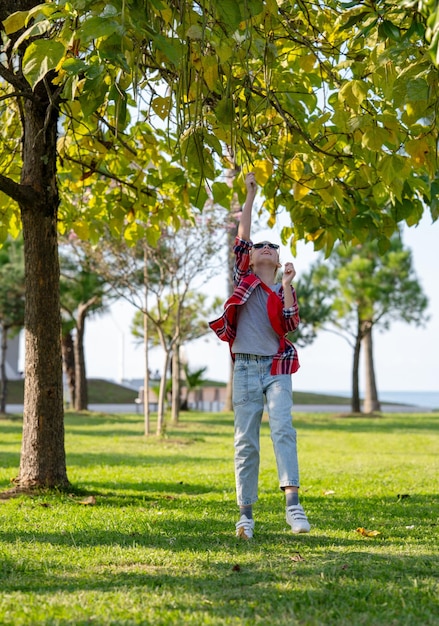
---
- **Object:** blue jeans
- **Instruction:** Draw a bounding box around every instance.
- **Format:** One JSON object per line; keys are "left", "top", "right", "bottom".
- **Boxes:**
{"left": 233, "top": 354, "right": 300, "bottom": 506}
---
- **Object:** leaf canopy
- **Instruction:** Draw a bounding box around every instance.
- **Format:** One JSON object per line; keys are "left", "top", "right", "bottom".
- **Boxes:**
{"left": 1, "top": 0, "right": 439, "bottom": 251}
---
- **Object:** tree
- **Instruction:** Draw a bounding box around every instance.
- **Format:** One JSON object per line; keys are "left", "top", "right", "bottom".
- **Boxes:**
{"left": 290, "top": 270, "right": 333, "bottom": 348}
{"left": 0, "top": 0, "right": 203, "bottom": 487}
{"left": 123, "top": 224, "right": 223, "bottom": 434}
{"left": 79, "top": 208, "right": 225, "bottom": 433}
{"left": 180, "top": 364, "right": 208, "bottom": 411}
{"left": 131, "top": 291, "right": 216, "bottom": 423}
{"left": 310, "top": 236, "right": 429, "bottom": 413}
{"left": 0, "top": 1, "right": 68, "bottom": 489}
{"left": 59, "top": 238, "right": 111, "bottom": 410}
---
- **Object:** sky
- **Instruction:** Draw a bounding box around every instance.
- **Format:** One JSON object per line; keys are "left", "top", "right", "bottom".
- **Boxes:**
{"left": 81, "top": 210, "right": 438, "bottom": 394}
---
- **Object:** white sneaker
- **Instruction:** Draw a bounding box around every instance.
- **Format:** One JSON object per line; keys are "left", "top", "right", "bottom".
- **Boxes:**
{"left": 235, "top": 515, "right": 255, "bottom": 539}
{"left": 286, "top": 504, "right": 311, "bottom": 534}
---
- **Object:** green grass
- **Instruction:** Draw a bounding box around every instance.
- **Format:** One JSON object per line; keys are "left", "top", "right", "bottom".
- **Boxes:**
{"left": 0, "top": 410, "right": 438, "bottom": 625}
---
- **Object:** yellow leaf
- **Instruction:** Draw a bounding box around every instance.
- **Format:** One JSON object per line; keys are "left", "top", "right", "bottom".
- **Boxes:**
{"left": 405, "top": 138, "right": 430, "bottom": 165}
{"left": 285, "top": 157, "right": 304, "bottom": 180}
{"left": 72, "top": 221, "right": 90, "bottom": 240}
{"left": 78, "top": 495, "right": 96, "bottom": 506}
{"left": 339, "top": 80, "right": 368, "bottom": 108}
{"left": 356, "top": 527, "right": 381, "bottom": 537}
{"left": 299, "top": 53, "right": 316, "bottom": 73}
{"left": 151, "top": 96, "right": 171, "bottom": 121}
{"left": 293, "top": 181, "right": 311, "bottom": 201}
{"left": 306, "top": 228, "right": 324, "bottom": 242}
{"left": 2, "top": 10, "right": 28, "bottom": 35}
{"left": 252, "top": 159, "right": 273, "bottom": 186}
{"left": 202, "top": 56, "right": 219, "bottom": 91}
{"left": 290, "top": 552, "right": 306, "bottom": 562}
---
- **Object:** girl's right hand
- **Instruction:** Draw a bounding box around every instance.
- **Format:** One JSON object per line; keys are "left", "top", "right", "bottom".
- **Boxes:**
{"left": 245, "top": 172, "right": 257, "bottom": 194}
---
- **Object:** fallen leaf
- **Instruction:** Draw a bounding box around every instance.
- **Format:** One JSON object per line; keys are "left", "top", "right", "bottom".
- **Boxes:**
{"left": 78, "top": 495, "right": 96, "bottom": 506}
{"left": 232, "top": 564, "right": 241, "bottom": 572}
{"left": 323, "top": 490, "right": 336, "bottom": 496}
{"left": 356, "top": 527, "right": 381, "bottom": 537}
{"left": 290, "top": 552, "right": 305, "bottom": 562}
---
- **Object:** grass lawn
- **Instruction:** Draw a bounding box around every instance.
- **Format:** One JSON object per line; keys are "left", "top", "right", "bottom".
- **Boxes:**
{"left": 0, "top": 409, "right": 438, "bottom": 625}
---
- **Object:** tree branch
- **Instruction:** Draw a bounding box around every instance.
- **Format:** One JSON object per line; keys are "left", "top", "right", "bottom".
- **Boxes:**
{"left": 0, "top": 173, "right": 36, "bottom": 207}
{"left": 0, "top": 62, "right": 29, "bottom": 93}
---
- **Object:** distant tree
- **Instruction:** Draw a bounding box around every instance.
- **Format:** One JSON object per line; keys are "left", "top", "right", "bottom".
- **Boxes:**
{"left": 131, "top": 291, "right": 216, "bottom": 422}
{"left": 0, "top": 239, "right": 25, "bottom": 413}
{"left": 311, "top": 236, "right": 429, "bottom": 413}
{"left": 89, "top": 212, "right": 225, "bottom": 434}
{"left": 180, "top": 364, "right": 208, "bottom": 411}
{"left": 289, "top": 269, "right": 333, "bottom": 348}
{"left": 61, "top": 325, "right": 75, "bottom": 409}
{"left": 59, "top": 239, "right": 111, "bottom": 410}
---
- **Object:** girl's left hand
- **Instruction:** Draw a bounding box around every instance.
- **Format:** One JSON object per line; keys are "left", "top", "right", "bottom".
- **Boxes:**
{"left": 282, "top": 262, "right": 296, "bottom": 286}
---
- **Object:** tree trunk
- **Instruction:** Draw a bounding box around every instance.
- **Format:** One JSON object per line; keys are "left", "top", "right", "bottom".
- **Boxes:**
{"left": 74, "top": 303, "right": 88, "bottom": 411}
{"left": 157, "top": 351, "right": 170, "bottom": 436}
{"left": 171, "top": 345, "right": 180, "bottom": 425}
{"left": 17, "top": 78, "right": 68, "bottom": 487}
{"left": 351, "top": 320, "right": 362, "bottom": 413}
{"left": 143, "top": 245, "right": 150, "bottom": 436}
{"left": 61, "top": 331, "right": 76, "bottom": 408}
{"left": 0, "top": 323, "right": 8, "bottom": 414}
{"left": 224, "top": 173, "right": 240, "bottom": 412}
{"left": 362, "top": 322, "right": 381, "bottom": 413}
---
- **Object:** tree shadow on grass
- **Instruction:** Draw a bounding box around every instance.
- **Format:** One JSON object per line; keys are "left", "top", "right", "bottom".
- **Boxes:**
{"left": 0, "top": 514, "right": 436, "bottom": 626}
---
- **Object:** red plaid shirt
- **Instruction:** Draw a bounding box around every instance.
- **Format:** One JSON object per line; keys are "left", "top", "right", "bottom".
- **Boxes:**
{"left": 209, "top": 237, "right": 300, "bottom": 375}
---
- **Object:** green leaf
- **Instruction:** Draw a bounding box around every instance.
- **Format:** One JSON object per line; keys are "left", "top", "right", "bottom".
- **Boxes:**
{"left": 339, "top": 11, "right": 371, "bottom": 31}
{"left": 216, "top": 0, "right": 242, "bottom": 30}
{"left": 78, "top": 16, "right": 122, "bottom": 42}
{"left": 212, "top": 182, "right": 232, "bottom": 207}
{"left": 215, "top": 97, "right": 234, "bottom": 124}
{"left": 377, "top": 237, "right": 391, "bottom": 255}
{"left": 378, "top": 20, "right": 401, "bottom": 42}
{"left": 246, "top": 0, "right": 265, "bottom": 18}
{"left": 405, "top": 78, "right": 429, "bottom": 102}
{"left": 22, "top": 40, "right": 66, "bottom": 88}
{"left": 78, "top": 75, "right": 109, "bottom": 118}
{"left": 62, "top": 57, "right": 89, "bottom": 76}
{"left": 152, "top": 34, "right": 182, "bottom": 66}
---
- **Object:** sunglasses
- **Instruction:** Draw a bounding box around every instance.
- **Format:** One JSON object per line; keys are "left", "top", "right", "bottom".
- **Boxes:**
{"left": 253, "top": 242, "right": 280, "bottom": 250}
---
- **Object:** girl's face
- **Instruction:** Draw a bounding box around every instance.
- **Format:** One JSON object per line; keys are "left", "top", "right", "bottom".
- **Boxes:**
{"left": 249, "top": 241, "right": 281, "bottom": 270}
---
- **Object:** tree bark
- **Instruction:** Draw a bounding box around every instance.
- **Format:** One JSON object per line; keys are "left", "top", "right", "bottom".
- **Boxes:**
{"left": 0, "top": 323, "right": 8, "bottom": 414}
{"left": 73, "top": 302, "right": 90, "bottom": 411}
{"left": 171, "top": 345, "right": 180, "bottom": 424}
{"left": 157, "top": 350, "right": 170, "bottom": 436}
{"left": 143, "top": 245, "right": 150, "bottom": 436}
{"left": 362, "top": 322, "right": 381, "bottom": 413}
{"left": 224, "top": 171, "right": 240, "bottom": 412}
{"left": 351, "top": 318, "right": 362, "bottom": 413}
{"left": 15, "top": 73, "right": 69, "bottom": 488}
{"left": 61, "top": 331, "right": 76, "bottom": 408}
